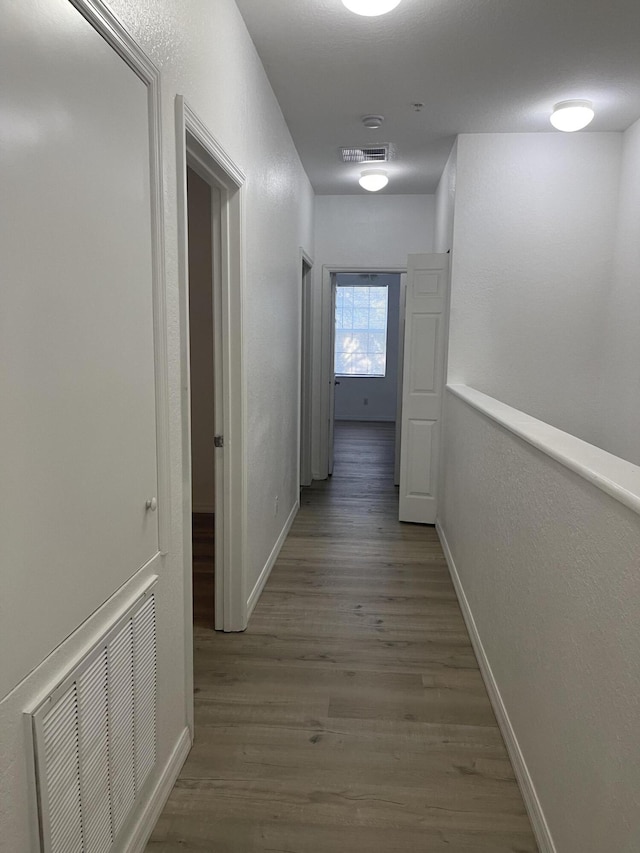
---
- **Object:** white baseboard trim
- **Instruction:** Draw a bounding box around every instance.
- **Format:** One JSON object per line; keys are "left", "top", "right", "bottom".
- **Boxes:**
{"left": 125, "top": 726, "right": 192, "bottom": 852}
{"left": 435, "top": 521, "right": 556, "bottom": 853}
{"left": 335, "top": 416, "right": 395, "bottom": 423}
{"left": 192, "top": 503, "right": 215, "bottom": 514}
{"left": 247, "top": 500, "right": 299, "bottom": 618}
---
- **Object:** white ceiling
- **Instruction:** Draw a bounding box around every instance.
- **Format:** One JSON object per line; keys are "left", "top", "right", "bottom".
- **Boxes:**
{"left": 234, "top": 0, "right": 640, "bottom": 195}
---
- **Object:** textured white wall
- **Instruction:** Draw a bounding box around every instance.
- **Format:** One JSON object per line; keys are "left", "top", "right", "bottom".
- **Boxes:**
{"left": 105, "top": 0, "right": 315, "bottom": 611}
{"left": 439, "top": 127, "right": 640, "bottom": 851}
{"left": 315, "top": 194, "right": 435, "bottom": 267}
{"left": 440, "top": 392, "right": 640, "bottom": 853}
{"left": 0, "top": 0, "right": 314, "bottom": 849}
{"left": 434, "top": 140, "right": 457, "bottom": 253}
{"left": 448, "top": 132, "right": 622, "bottom": 447}
{"left": 334, "top": 274, "right": 401, "bottom": 422}
{"left": 601, "top": 118, "right": 640, "bottom": 465}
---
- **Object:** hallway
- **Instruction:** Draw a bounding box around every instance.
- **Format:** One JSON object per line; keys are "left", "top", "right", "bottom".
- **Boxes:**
{"left": 147, "top": 421, "right": 537, "bottom": 852}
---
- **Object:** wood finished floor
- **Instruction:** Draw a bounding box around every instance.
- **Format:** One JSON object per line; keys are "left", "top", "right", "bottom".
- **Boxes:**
{"left": 193, "top": 512, "right": 215, "bottom": 629}
{"left": 147, "top": 421, "right": 538, "bottom": 853}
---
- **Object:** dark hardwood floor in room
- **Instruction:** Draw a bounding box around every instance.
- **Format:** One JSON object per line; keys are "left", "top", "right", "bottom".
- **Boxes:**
{"left": 147, "top": 421, "right": 538, "bottom": 852}
{"left": 192, "top": 512, "right": 215, "bottom": 629}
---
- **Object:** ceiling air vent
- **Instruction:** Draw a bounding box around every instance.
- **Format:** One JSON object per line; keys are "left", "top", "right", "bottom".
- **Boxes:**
{"left": 340, "top": 145, "right": 389, "bottom": 163}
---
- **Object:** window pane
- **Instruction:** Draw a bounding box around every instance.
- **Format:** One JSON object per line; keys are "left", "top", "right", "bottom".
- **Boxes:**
{"left": 368, "top": 331, "right": 386, "bottom": 353}
{"left": 368, "top": 308, "right": 386, "bottom": 329}
{"left": 352, "top": 307, "right": 369, "bottom": 329}
{"left": 369, "top": 287, "right": 387, "bottom": 308}
{"left": 352, "top": 288, "right": 369, "bottom": 308}
{"left": 371, "top": 353, "right": 386, "bottom": 374}
{"left": 334, "top": 284, "right": 388, "bottom": 377}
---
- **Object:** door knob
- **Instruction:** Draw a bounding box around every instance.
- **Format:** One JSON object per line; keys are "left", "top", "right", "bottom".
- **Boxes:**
{"left": 145, "top": 497, "right": 157, "bottom": 512}
{"left": 334, "top": 380, "right": 341, "bottom": 386}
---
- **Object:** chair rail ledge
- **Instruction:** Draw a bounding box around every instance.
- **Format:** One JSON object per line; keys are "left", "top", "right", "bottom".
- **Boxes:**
{"left": 447, "top": 384, "right": 640, "bottom": 517}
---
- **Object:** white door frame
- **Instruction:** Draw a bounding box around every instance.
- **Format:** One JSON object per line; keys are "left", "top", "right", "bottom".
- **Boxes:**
{"left": 316, "top": 265, "right": 406, "bottom": 480}
{"left": 175, "top": 97, "right": 247, "bottom": 665}
{"left": 299, "top": 249, "right": 314, "bottom": 488}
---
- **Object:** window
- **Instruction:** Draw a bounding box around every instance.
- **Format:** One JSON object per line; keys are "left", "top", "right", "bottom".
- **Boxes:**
{"left": 334, "top": 284, "right": 388, "bottom": 376}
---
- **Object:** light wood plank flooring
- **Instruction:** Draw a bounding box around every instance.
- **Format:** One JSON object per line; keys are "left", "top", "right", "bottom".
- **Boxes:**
{"left": 147, "top": 421, "right": 538, "bottom": 852}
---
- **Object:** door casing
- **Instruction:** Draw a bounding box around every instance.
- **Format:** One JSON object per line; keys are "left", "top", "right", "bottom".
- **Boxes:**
{"left": 175, "top": 97, "right": 247, "bottom": 671}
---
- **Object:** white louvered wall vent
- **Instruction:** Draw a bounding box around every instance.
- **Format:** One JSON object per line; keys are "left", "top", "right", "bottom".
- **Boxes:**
{"left": 28, "top": 583, "right": 157, "bottom": 853}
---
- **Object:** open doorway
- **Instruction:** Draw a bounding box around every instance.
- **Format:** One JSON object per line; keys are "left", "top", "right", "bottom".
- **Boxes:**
{"left": 317, "top": 256, "right": 449, "bottom": 527}
{"left": 176, "top": 98, "right": 247, "bottom": 735}
{"left": 318, "top": 265, "right": 406, "bottom": 481}
{"left": 176, "top": 95, "right": 248, "bottom": 667}
{"left": 300, "top": 252, "right": 314, "bottom": 488}
{"left": 187, "top": 167, "right": 218, "bottom": 628}
{"left": 327, "top": 270, "right": 404, "bottom": 483}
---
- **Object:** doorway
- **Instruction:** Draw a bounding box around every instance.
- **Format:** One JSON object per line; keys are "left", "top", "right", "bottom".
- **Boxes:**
{"left": 187, "top": 167, "right": 218, "bottom": 627}
{"left": 321, "top": 267, "right": 405, "bottom": 483}
{"left": 176, "top": 98, "right": 248, "bottom": 695}
{"left": 300, "top": 253, "right": 314, "bottom": 488}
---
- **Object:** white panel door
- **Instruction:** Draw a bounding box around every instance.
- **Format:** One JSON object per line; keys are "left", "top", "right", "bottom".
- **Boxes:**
{"left": 0, "top": 0, "right": 159, "bottom": 697}
{"left": 398, "top": 254, "right": 449, "bottom": 523}
{"left": 394, "top": 273, "right": 407, "bottom": 486}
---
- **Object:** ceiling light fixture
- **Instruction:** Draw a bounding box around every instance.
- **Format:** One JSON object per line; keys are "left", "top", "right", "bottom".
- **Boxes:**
{"left": 550, "top": 99, "right": 595, "bottom": 132}
{"left": 362, "top": 114, "right": 384, "bottom": 129}
{"left": 359, "top": 169, "right": 388, "bottom": 191}
{"left": 342, "top": 0, "right": 402, "bottom": 17}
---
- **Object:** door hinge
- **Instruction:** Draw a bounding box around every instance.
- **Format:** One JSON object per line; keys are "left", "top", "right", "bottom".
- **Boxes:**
{"left": 214, "top": 435, "right": 224, "bottom": 448}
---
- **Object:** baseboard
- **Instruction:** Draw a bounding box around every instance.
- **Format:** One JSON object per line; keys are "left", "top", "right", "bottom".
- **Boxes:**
{"left": 335, "top": 416, "right": 395, "bottom": 422}
{"left": 125, "top": 726, "right": 192, "bottom": 852}
{"left": 435, "top": 521, "right": 556, "bottom": 853}
{"left": 192, "top": 503, "right": 215, "bottom": 514}
{"left": 247, "top": 500, "right": 299, "bottom": 618}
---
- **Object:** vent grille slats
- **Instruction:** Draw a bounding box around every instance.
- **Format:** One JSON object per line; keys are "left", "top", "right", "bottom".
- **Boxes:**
{"left": 78, "top": 652, "right": 111, "bottom": 853}
{"left": 133, "top": 598, "right": 157, "bottom": 791}
{"left": 31, "top": 588, "right": 157, "bottom": 853}
{"left": 43, "top": 687, "right": 83, "bottom": 853}
{"left": 108, "top": 623, "right": 136, "bottom": 837}
{"left": 341, "top": 145, "right": 389, "bottom": 163}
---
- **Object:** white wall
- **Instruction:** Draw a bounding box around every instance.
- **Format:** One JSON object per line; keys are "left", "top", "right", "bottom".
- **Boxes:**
{"left": 0, "top": 0, "right": 314, "bottom": 849}
{"left": 312, "top": 194, "right": 435, "bottom": 476}
{"left": 434, "top": 140, "right": 457, "bottom": 253}
{"left": 1, "top": 0, "right": 160, "bottom": 702}
{"left": 440, "top": 392, "right": 640, "bottom": 853}
{"left": 187, "top": 168, "right": 216, "bottom": 513}
{"left": 334, "top": 273, "right": 401, "bottom": 422}
{"left": 601, "top": 117, "right": 640, "bottom": 466}
{"left": 314, "top": 194, "right": 435, "bottom": 268}
{"left": 448, "top": 132, "right": 622, "bottom": 449}
{"left": 106, "top": 0, "right": 315, "bottom": 612}
{"left": 439, "top": 127, "right": 640, "bottom": 851}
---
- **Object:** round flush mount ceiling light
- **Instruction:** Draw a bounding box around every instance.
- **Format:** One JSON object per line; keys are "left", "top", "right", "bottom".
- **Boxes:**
{"left": 342, "top": 0, "right": 402, "bottom": 16}
{"left": 550, "top": 99, "right": 595, "bottom": 132}
{"left": 359, "top": 169, "right": 389, "bottom": 191}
